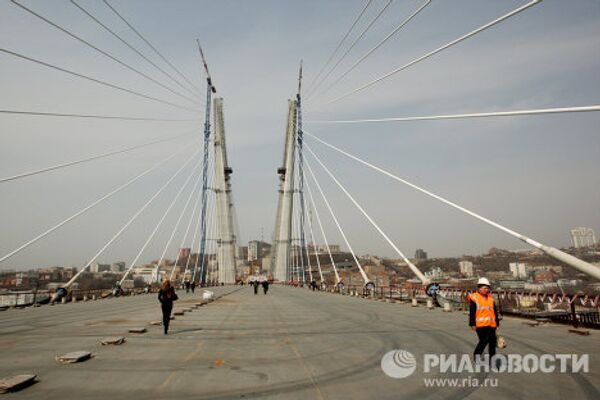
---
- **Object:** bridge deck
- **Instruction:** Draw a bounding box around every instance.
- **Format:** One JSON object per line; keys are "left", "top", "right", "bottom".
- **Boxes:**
{"left": 0, "top": 286, "right": 598, "bottom": 399}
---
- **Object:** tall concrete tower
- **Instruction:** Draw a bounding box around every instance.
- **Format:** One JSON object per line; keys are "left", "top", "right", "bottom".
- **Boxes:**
{"left": 272, "top": 100, "right": 297, "bottom": 282}
{"left": 213, "top": 97, "right": 237, "bottom": 283}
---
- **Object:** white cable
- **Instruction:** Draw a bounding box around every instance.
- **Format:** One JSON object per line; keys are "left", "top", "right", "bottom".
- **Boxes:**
{"left": 189, "top": 169, "right": 211, "bottom": 283}
{"left": 292, "top": 195, "right": 303, "bottom": 281}
{"left": 0, "top": 132, "right": 193, "bottom": 184}
{"left": 306, "top": 143, "right": 428, "bottom": 283}
{"left": 315, "top": 0, "right": 431, "bottom": 99}
{"left": 164, "top": 165, "right": 204, "bottom": 280}
{"left": 179, "top": 176, "right": 203, "bottom": 279}
{"left": 63, "top": 147, "right": 201, "bottom": 288}
{"left": 305, "top": 174, "right": 339, "bottom": 283}
{"left": 120, "top": 159, "right": 201, "bottom": 285}
{"left": 300, "top": 189, "right": 314, "bottom": 283}
{"left": 306, "top": 0, "right": 373, "bottom": 95}
{"left": 305, "top": 158, "right": 369, "bottom": 285}
{"left": 326, "top": 0, "right": 542, "bottom": 105}
{"left": 308, "top": 0, "right": 394, "bottom": 101}
{"left": 194, "top": 162, "right": 215, "bottom": 283}
{"left": 164, "top": 160, "right": 206, "bottom": 280}
{"left": 307, "top": 104, "right": 600, "bottom": 124}
{"left": 0, "top": 139, "right": 195, "bottom": 265}
{"left": 305, "top": 131, "right": 600, "bottom": 281}
{"left": 303, "top": 185, "right": 323, "bottom": 283}
{"left": 295, "top": 160, "right": 308, "bottom": 282}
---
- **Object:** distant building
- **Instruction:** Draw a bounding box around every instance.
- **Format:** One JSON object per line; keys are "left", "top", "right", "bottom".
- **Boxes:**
{"left": 110, "top": 262, "right": 126, "bottom": 273}
{"left": 459, "top": 261, "right": 474, "bottom": 277}
{"left": 178, "top": 248, "right": 191, "bottom": 265}
{"left": 425, "top": 266, "right": 444, "bottom": 280}
{"left": 533, "top": 270, "right": 558, "bottom": 283}
{"left": 248, "top": 241, "right": 271, "bottom": 261}
{"left": 414, "top": 249, "right": 428, "bottom": 260}
{"left": 570, "top": 227, "right": 596, "bottom": 248}
{"left": 90, "top": 263, "right": 111, "bottom": 273}
{"left": 509, "top": 262, "right": 530, "bottom": 279}
{"left": 316, "top": 244, "right": 341, "bottom": 254}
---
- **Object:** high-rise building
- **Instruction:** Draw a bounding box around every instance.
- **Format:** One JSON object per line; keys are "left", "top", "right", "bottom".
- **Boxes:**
{"left": 248, "top": 241, "right": 271, "bottom": 262}
{"left": 570, "top": 227, "right": 596, "bottom": 248}
{"left": 459, "top": 261, "right": 474, "bottom": 277}
{"left": 178, "top": 248, "right": 191, "bottom": 262}
{"left": 414, "top": 249, "right": 428, "bottom": 260}
{"left": 509, "top": 262, "right": 530, "bottom": 279}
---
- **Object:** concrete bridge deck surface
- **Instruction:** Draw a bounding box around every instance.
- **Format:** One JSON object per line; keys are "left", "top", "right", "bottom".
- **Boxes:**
{"left": 0, "top": 285, "right": 598, "bottom": 399}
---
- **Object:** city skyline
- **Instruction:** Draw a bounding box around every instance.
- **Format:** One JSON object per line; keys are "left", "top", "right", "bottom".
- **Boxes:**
{"left": 1, "top": 0, "right": 599, "bottom": 270}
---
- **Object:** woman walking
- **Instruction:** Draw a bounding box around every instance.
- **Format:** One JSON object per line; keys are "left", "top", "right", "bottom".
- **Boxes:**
{"left": 158, "top": 279, "right": 178, "bottom": 334}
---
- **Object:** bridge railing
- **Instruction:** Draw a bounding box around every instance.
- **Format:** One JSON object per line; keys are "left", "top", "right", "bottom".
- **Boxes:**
{"left": 305, "top": 283, "right": 599, "bottom": 329}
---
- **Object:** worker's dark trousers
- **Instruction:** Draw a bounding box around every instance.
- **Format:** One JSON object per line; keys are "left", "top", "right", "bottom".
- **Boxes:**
{"left": 474, "top": 326, "right": 496, "bottom": 360}
{"left": 162, "top": 304, "right": 172, "bottom": 334}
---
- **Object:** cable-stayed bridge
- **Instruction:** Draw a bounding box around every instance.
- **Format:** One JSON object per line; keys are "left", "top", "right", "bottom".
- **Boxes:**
{"left": 1, "top": 0, "right": 599, "bottom": 398}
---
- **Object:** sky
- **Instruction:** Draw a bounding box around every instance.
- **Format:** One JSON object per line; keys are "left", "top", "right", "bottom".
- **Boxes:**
{"left": 0, "top": 0, "right": 599, "bottom": 271}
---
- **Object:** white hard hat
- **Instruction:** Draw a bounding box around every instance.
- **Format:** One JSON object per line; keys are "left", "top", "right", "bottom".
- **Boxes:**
{"left": 477, "top": 277, "right": 491, "bottom": 287}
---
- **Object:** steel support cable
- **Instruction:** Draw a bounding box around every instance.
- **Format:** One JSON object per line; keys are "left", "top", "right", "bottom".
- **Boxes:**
{"left": 0, "top": 132, "right": 194, "bottom": 184}
{"left": 10, "top": 0, "right": 200, "bottom": 107}
{"left": 70, "top": 0, "right": 203, "bottom": 103}
{"left": 308, "top": 0, "right": 394, "bottom": 102}
{"left": 306, "top": 104, "right": 600, "bottom": 124}
{"left": 305, "top": 143, "right": 427, "bottom": 283}
{"left": 194, "top": 161, "right": 215, "bottom": 283}
{"left": 63, "top": 147, "right": 202, "bottom": 288}
{"left": 178, "top": 175, "right": 203, "bottom": 278}
{"left": 103, "top": 0, "right": 202, "bottom": 95}
{"left": 120, "top": 159, "right": 202, "bottom": 285}
{"left": 326, "top": 0, "right": 542, "bottom": 105}
{"left": 0, "top": 109, "right": 198, "bottom": 121}
{"left": 159, "top": 159, "right": 204, "bottom": 281}
{"left": 302, "top": 184, "right": 323, "bottom": 283}
{"left": 0, "top": 139, "right": 195, "bottom": 265}
{"left": 197, "top": 152, "right": 216, "bottom": 283}
{"left": 189, "top": 171, "right": 209, "bottom": 283}
{"left": 191, "top": 168, "right": 213, "bottom": 283}
{"left": 305, "top": 158, "right": 370, "bottom": 285}
{"left": 305, "top": 131, "right": 600, "bottom": 281}
{"left": 300, "top": 186, "right": 314, "bottom": 283}
{"left": 292, "top": 195, "right": 303, "bottom": 281}
{"left": 163, "top": 166, "right": 204, "bottom": 281}
{"left": 295, "top": 158, "right": 308, "bottom": 282}
{"left": 203, "top": 177, "right": 218, "bottom": 283}
{"left": 304, "top": 172, "right": 339, "bottom": 283}
{"left": 315, "top": 0, "right": 431, "bottom": 100}
{"left": 306, "top": 0, "right": 373, "bottom": 96}
{"left": 0, "top": 48, "right": 198, "bottom": 112}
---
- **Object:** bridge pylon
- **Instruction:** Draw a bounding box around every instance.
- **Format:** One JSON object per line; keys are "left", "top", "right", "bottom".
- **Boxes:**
{"left": 272, "top": 100, "right": 298, "bottom": 282}
{"left": 213, "top": 97, "right": 237, "bottom": 284}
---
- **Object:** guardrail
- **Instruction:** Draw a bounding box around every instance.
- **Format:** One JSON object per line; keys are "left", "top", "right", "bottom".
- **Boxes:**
{"left": 291, "top": 283, "right": 600, "bottom": 330}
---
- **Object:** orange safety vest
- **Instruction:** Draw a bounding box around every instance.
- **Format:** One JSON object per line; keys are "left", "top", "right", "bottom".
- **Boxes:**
{"left": 468, "top": 292, "right": 497, "bottom": 328}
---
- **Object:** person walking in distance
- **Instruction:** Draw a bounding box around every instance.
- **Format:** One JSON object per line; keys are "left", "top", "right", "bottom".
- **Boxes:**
{"left": 158, "top": 279, "right": 178, "bottom": 335}
{"left": 468, "top": 277, "right": 500, "bottom": 362}
{"left": 253, "top": 280, "right": 259, "bottom": 295}
{"left": 261, "top": 280, "right": 269, "bottom": 295}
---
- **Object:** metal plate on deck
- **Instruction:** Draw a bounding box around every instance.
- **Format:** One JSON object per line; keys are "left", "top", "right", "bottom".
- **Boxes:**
{"left": 0, "top": 374, "right": 37, "bottom": 393}
{"left": 100, "top": 336, "right": 126, "bottom": 345}
{"left": 56, "top": 351, "right": 92, "bottom": 364}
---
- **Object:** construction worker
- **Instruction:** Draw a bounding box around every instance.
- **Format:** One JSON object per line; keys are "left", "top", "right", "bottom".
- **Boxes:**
{"left": 468, "top": 277, "right": 500, "bottom": 361}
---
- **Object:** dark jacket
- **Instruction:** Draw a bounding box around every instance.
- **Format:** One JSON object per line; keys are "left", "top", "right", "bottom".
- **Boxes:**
{"left": 158, "top": 287, "right": 178, "bottom": 308}
{"left": 468, "top": 293, "right": 500, "bottom": 327}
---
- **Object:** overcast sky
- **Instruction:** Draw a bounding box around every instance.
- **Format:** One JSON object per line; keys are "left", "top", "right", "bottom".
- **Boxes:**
{"left": 1, "top": 0, "right": 599, "bottom": 271}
